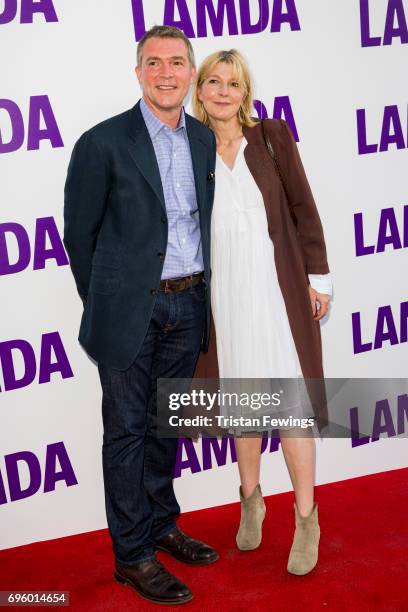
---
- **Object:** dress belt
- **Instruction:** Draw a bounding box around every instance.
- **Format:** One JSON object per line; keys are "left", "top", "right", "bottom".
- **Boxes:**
{"left": 159, "top": 272, "right": 204, "bottom": 293}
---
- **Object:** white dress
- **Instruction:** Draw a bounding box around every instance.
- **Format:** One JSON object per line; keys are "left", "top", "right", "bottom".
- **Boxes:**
{"left": 211, "top": 138, "right": 314, "bottom": 430}
{"left": 211, "top": 137, "right": 304, "bottom": 379}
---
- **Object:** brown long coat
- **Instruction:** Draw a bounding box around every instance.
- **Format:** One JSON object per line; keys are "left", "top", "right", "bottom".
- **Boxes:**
{"left": 195, "top": 119, "right": 330, "bottom": 427}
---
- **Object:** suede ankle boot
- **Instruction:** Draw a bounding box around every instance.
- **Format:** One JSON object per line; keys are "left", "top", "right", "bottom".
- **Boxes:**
{"left": 287, "top": 502, "right": 320, "bottom": 575}
{"left": 236, "top": 484, "right": 266, "bottom": 551}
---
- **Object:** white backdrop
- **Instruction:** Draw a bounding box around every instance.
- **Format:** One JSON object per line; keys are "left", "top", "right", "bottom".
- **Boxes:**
{"left": 1, "top": 0, "right": 408, "bottom": 550}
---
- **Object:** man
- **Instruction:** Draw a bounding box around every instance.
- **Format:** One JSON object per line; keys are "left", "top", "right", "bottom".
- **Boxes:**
{"left": 64, "top": 25, "right": 217, "bottom": 606}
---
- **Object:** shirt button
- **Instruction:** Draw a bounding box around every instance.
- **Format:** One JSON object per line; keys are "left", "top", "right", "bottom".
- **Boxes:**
{"left": 176, "top": 183, "right": 180, "bottom": 188}
{"left": 182, "top": 238, "right": 186, "bottom": 244}
{"left": 150, "top": 289, "right": 158, "bottom": 295}
{"left": 157, "top": 252, "right": 164, "bottom": 259}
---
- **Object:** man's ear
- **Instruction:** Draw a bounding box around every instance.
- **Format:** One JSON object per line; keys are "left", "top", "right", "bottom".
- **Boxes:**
{"left": 135, "top": 65, "right": 142, "bottom": 84}
{"left": 190, "top": 65, "right": 197, "bottom": 84}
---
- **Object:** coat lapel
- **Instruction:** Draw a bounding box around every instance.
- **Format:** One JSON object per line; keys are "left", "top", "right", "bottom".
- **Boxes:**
{"left": 185, "top": 115, "right": 207, "bottom": 215}
{"left": 242, "top": 123, "right": 274, "bottom": 199}
{"left": 127, "top": 103, "right": 208, "bottom": 214}
{"left": 127, "top": 102, "right": 166, "bottom": 211}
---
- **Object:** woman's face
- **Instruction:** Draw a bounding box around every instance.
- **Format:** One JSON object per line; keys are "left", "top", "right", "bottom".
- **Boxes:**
{"left": 198, "top": 61, "right": 245, "bottom": 123}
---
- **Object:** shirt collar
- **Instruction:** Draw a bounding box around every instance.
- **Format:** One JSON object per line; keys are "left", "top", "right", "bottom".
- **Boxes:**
{"left": 140, "top": 97, "right": 186, "bottom": 139}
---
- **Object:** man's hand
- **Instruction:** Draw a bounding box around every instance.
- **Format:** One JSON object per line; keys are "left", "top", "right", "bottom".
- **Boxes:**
{"left": 308, "top": 286, "right": 330, "bottom": 321}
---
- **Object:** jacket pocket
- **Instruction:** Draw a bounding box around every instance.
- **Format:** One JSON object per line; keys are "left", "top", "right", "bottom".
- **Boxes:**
{"left": 89, "top": 247, "right": 122, "bottom": 294}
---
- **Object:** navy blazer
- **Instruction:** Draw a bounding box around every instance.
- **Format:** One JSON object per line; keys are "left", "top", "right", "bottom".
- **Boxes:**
{"left": 64, "top": 101, "right": 216, "bottom": 370}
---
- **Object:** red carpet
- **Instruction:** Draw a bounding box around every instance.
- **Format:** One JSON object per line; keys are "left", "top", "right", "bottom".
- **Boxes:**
{"left": 1, "top": 468, "right": 407, "bottom": 611}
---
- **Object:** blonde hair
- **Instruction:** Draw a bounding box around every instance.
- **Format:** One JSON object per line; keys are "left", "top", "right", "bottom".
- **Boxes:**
{"left": 192, "top": 49, "right": 257, "bottom": 128}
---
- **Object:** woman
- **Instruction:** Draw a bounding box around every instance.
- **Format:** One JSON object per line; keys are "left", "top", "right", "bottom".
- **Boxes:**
{"left": 192, "top": 50, "right": 332, "bottom": 575}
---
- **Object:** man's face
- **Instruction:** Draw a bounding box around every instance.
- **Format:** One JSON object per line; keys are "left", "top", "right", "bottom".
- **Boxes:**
{"left": 136, "top": 37, "right": 196, "bottom": 115}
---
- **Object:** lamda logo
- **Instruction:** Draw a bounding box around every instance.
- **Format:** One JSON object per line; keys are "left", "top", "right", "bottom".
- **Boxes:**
{"left": 0, "top": 217, "right": 68, "bottom": 276}
{"left": 0, "top": 332, "right": 74, "bottom": 392}
{"left": 131, "top": 0, "right": 301, "bottom": 41}
{"left": 354, "top": 205, "right": 408, "bottom": 257}
{"left": 356, "top": 105, "right": 408, "bottom": 154}
{"left": 0, "top": 0, "right": 58, "bottom": 24}
{"left": 352, "top": 301, "right": 408, "bottom": 354}
{"left": 174, "top": 435, "right": 281, "bottom": 477}
{"left": 0, "top": 96, "right": 63, "bottom": 154}
{"left": 0, "top": 443, "right": 77, "bottom": 505}
{"left": 360, "top": 0, "right": 408, "bottom": 47}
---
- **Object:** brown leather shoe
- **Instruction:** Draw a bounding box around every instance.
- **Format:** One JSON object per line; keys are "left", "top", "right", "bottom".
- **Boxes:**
{"left": 114, "top": 558, "right": 192, "bottom": 605}
{"left": 156, "top": 528, "right": 219, "bottom": 566}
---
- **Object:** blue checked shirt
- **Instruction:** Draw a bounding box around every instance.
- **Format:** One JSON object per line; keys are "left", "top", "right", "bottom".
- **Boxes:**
{"left": 140, "top": 98, "right": 204, "bottom": 280}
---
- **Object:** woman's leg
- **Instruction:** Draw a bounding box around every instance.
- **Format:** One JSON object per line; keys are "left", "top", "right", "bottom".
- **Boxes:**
{"left": 234, "top": 436, "right": 266, "bottom": 550}
{"left": 280, "top": 431, "right": 315, "bottom": 516}
{"left": 280, "top": 429, "right": 320, "bottom": 575}
{"left": 234, "top": 436, "right": 263, "bottom": 498}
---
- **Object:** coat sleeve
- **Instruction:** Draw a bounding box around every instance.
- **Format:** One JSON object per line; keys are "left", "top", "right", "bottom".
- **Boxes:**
{"left": 63, "top": 130, "right": 110, "bottom": 301}
{"left": 276, "top": 119, "right": 330, "bottom": 275}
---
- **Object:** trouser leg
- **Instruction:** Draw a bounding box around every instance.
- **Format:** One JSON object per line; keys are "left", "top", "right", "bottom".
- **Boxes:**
{"left": 144, "top": 284, "right": 206, "bottom": 541}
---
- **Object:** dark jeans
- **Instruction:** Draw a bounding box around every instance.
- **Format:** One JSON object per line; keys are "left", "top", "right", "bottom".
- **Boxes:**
{"left": 98, "top": 281, "right": 206, "bottom": 565}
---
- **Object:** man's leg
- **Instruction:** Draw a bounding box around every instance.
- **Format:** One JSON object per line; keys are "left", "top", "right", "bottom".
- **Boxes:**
{"left": 99, "top": 290, "right": 197, "bottom": 604}
{"left": 144, "top": 283, "right": 206, "bottom": 541}
{"left": 98, "top": 302, "right": 161, "bottom": 566}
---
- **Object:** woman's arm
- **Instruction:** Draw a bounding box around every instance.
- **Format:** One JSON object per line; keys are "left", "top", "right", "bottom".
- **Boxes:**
{"left": 272, "top": 119, "right": 330, "bottom": 275}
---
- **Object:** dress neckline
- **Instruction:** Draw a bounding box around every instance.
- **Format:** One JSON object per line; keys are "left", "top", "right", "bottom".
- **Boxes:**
{"left": 216, "top": 136, "right": 247, "bottom": 174}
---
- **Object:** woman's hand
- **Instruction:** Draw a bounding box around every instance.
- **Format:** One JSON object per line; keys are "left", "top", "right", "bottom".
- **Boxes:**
{"left": 309, "top": 286, "right": 330, "bottom": 321}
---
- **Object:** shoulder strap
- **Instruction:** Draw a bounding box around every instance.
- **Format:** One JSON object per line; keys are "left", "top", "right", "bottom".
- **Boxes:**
{"left": 261, "top": 120, "right": 297, "bottom": 227}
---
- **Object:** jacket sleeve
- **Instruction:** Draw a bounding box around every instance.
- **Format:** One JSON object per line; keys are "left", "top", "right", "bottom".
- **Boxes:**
{"left": 276, "top": 119, "right": 330, "bottom": 275}
{"left": 63, "top": 130, "right": 110, "bottom": 301}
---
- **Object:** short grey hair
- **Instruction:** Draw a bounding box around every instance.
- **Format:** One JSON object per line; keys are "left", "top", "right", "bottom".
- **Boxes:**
{"left": 137, "top": 25, "right": 195, "bottom": 67}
